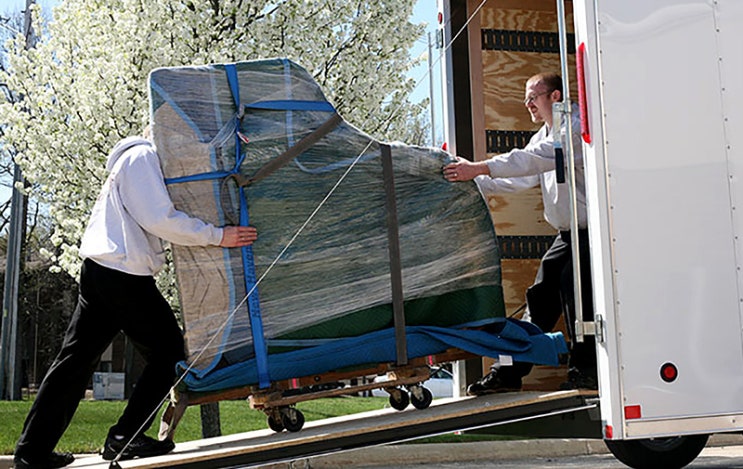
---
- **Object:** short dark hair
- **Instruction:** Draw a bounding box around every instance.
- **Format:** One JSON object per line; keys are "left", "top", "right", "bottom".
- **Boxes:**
{"left": 528, "top": 73, "right": 562, "bottom": 95}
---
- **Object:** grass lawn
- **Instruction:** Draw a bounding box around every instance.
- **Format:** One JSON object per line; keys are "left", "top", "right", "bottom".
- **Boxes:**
{"left": 0, "top": 395, "right": 390, "bottom": 455}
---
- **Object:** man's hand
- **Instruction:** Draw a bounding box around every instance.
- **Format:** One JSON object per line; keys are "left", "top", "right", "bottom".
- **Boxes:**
{"left": 443, "top": 157, "right": 490, "bottom": 182}
{"left": 220, "top": 226, "right": 258, "bottom": 248}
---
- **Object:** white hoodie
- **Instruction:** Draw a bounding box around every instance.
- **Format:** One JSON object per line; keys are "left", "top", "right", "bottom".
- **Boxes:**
{"left": 79, "top": 136, "right": 223, "bottom": 276}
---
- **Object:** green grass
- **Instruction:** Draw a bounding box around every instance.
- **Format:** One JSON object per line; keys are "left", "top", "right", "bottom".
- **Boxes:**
{"left": 0, "top": 395, "right": 392, "bottom": 455}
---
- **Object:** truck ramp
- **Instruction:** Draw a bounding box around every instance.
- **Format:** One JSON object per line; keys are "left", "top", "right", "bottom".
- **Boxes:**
{"left": 69, "top": 390, "right": 597, "bottom": 469}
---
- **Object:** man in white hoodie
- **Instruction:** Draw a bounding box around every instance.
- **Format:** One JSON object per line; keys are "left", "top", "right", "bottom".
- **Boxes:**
{"left": 13, "top": 133, "right": 257, "bottom": 469}
{"left": 443, "top": 73, "right": 596, "bottom": 394}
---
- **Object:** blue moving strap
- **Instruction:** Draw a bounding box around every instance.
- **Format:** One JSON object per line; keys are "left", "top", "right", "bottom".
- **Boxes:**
{"left": 164, "top": 170, "right": 231, "bottom": 185}
{"left": 245, "top": 100, "right": 335, "bottom": 112}
{"left": 225, "top": 63, "right": 270, "bottom": 389}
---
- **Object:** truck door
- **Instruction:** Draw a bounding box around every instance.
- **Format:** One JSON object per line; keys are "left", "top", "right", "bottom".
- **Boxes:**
{"left": 573, "top": 0, "right": 743, "bottom": 451}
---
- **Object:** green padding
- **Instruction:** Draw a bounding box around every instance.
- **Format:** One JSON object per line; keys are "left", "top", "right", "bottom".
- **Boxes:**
{"left": 273, "top": 285, "right": 504, "bottom": 346}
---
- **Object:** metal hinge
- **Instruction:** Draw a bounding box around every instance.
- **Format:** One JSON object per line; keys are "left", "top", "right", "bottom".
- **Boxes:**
{"left": 581, "top": 316, "right": 605, "bottom": 343}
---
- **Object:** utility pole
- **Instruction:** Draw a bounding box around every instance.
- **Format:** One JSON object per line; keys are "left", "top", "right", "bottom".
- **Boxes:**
{"left": 0, "top": 0, "right": 34, "bottom": 401}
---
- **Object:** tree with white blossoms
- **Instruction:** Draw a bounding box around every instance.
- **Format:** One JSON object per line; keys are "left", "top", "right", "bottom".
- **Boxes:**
{"left": 0, "top": 0, "right": 427, "bottom": 301}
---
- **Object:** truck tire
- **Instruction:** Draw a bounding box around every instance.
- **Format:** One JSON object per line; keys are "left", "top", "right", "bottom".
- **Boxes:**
{"left": 604, "top": 434, "right": 709, "bottom": 469}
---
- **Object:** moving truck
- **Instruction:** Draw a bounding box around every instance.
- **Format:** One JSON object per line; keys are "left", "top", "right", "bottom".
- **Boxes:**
{"left": 437, "top": 0, "right": 743, "bottom": 467}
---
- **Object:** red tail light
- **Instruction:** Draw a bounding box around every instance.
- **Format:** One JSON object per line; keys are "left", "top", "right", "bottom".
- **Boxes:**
{"left": 576, "top": 42, "right": 591, "bottom": 144}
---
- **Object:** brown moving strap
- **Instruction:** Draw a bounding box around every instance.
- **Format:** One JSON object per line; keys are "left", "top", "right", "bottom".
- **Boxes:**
{"left": 227, "top": 113, "right": 343, "bottom": 188}
{"left": 220, "top": 113, "right": 343, "bottom": 224}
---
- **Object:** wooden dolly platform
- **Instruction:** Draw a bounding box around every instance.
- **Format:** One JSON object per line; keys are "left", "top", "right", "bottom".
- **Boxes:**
{"left": 70, "top": 389, "right": 598, "bottom": 469}
{"left": 159, "top": 348, "right": 477, "bottom": 439}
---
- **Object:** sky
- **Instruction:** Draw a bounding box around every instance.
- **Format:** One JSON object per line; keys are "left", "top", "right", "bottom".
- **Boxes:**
{"left": 409, "top": 1, "right": 445, "bottom": 146}
{"left": 2, "top": 0, "right": 55, "bottom": 16}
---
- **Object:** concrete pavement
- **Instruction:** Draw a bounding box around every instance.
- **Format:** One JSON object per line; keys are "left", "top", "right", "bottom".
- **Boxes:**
{"left": 2, "top": 434, "right": 740, "bottom": 469}
{"left": 277, "top": 433, "right": 743, "bottom": 469}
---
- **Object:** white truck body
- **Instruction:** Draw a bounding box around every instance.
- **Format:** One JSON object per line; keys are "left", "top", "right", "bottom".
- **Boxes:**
{"left": 439, "top": 0, "right": 743, "bottom": 445}
{"left": 575, "top": 0, "right": 743, "bottom": 441}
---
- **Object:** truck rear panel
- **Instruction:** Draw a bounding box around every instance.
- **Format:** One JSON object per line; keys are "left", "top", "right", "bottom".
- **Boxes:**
{"left": 574, "top": 0, "right": 743, "bottom": 439}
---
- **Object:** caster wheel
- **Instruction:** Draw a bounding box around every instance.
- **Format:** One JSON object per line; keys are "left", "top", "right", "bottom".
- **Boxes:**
{"left": 267, "top": 414, "right": 285, "bottom": 432}
{"left": 388, "top": 388, "right": 410, "bottom": 411}
{"left": 410, "top": 385, "right": 433, "bottom": 410}
{"left": 281, "top": 407, "right": 305, "bottom": 432}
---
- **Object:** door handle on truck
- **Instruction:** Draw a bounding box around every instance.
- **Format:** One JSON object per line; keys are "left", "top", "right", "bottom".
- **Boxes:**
{"left": 555, "top": 146, "right": 565, "bottom": 183}
{"left": 552, "top": 103, "right": 566, "bottom": 184}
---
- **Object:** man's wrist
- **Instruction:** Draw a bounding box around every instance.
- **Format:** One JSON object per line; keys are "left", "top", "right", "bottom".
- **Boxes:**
{"left": 477, "top": 162, "right": 491, "bottom": 177}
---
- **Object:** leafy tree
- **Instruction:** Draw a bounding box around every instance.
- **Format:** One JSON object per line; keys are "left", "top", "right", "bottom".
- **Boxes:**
{"left": 0, "top": 0, "right": 428, "bottom": 291}
{"left": 1, "top": 5, "right": 57, "bottom": 265}
{"left": 0, "top": 10, "right": 24, "bottom": 235}
{"left": 0, "top": 5, "right": 80, "bottom": 393}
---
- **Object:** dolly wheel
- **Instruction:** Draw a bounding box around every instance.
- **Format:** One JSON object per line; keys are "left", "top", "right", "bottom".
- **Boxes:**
{"left": 388, "top": 388, "right": 410, "bottom": 411}
{"left": 281, "top": 407, "right": 305, "bottom": 432}
{"left": 409, "top": 385, "right": 433, "bottom": 410}
{"left": 267, "top": 413, "right": 285, "bottom": 433}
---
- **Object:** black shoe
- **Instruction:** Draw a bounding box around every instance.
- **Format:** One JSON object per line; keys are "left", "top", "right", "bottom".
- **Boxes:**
{"left": 559, "top": 368, "right": 598, "bottom": 390}
{"left": 13, "top": 452, "right": 74, "bottom": 469}
{"left": 466, "top": 369, "right": 522, "bottom": 395}
{"left": 102, "top": 434, "right": 175, "bottom": 461}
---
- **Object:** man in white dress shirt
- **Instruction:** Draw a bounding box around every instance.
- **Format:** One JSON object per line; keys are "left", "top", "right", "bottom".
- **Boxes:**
{"left": 444, "top": 73, "right": 596, "bottom": 394}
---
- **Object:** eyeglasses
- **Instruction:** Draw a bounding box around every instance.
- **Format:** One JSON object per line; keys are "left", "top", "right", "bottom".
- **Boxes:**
{"left": 523, "top": 90, "right": 552, "bottom": 105}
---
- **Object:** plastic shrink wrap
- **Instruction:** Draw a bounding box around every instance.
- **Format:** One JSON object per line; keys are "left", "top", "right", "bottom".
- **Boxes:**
{"left": 149, "top": 58, "right": 564, "bottom": 392}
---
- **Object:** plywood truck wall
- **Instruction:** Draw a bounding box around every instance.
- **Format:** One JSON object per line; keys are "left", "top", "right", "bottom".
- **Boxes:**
{"left": 460, "top": 0, "right": 577, "bottom": 388}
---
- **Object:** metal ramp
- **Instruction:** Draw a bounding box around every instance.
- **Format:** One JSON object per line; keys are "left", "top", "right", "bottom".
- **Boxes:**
{"left": 68, "top": 390, "right": 597, "bottom": 469}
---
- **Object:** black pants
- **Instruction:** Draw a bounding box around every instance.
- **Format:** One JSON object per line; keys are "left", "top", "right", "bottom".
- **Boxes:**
{"left": 502, "top": 229, "right": 596, "bottom": 378}
{"left": 15, "top": 259, "right": 185, "bottom": 460}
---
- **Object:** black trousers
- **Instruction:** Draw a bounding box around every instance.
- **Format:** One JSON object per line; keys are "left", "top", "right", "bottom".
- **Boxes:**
{"left": 502, "top": 229, "right": 596, "bottom": 378}
{"left": 15, "top": 259, "right": 185, "bottom": 460}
